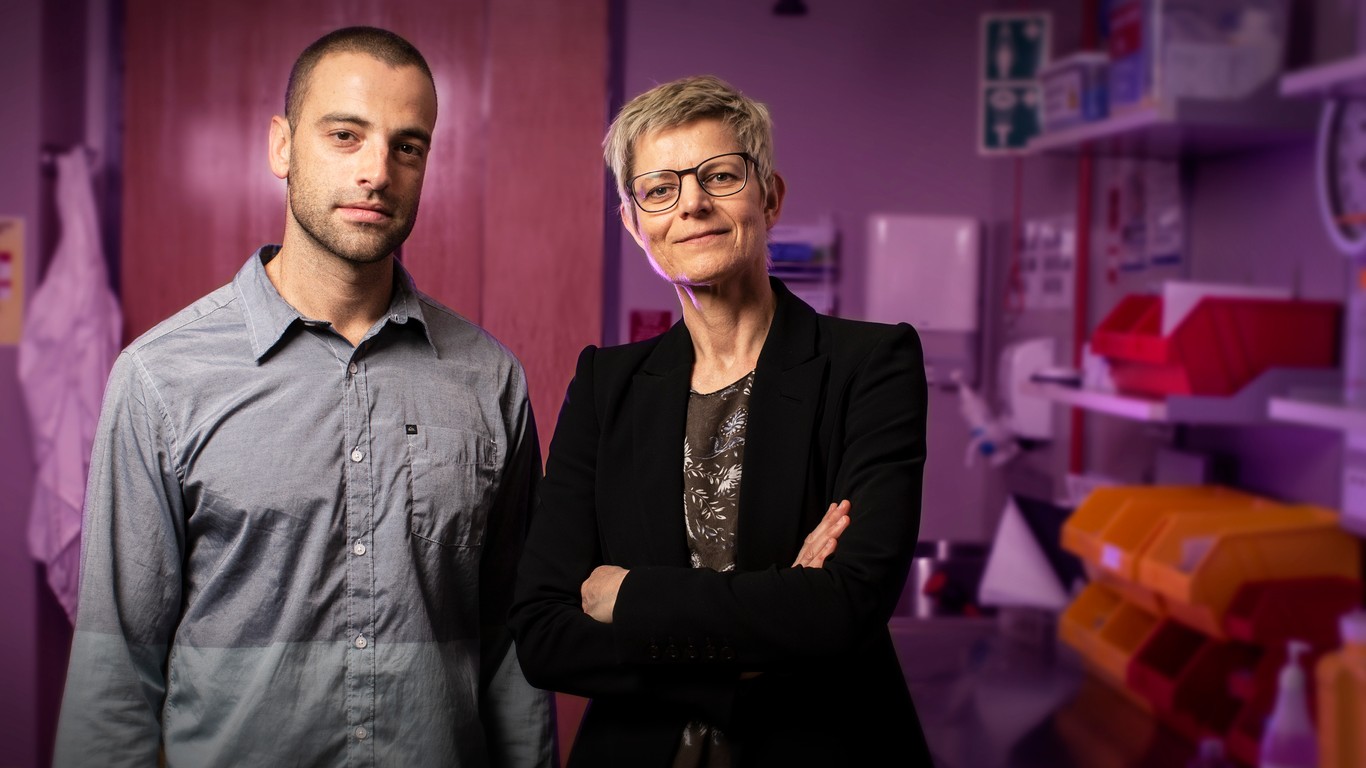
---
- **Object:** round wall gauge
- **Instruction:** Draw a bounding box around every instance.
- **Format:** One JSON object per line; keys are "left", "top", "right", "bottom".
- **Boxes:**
{"left": 1317, "top": 98, "right": 1366, "bottom": 257}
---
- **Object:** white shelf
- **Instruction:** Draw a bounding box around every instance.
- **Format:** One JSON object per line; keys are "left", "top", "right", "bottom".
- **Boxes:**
{"left": 1026, "top": 96, "right": 1316, "bottom": 159}
{"left": 1025, "top": 368, "right": 1341, "bottom": 425}
{"left": 1268, "top": 388, "right": 1366, "bottom": 433}
{"left": 770, "top": 261, "right": 836, "bottom": 282}
{"left": 1280, "top": 54, "right": 1366, "bottom": 99}
{"left": 1023, "top": 382, "right": 1170, "bottom": 421}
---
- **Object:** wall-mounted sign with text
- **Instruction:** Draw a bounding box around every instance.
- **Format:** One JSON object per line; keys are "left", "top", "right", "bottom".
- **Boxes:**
{"left": 1020, "top": 216, "right": 1075, "bottom": 311}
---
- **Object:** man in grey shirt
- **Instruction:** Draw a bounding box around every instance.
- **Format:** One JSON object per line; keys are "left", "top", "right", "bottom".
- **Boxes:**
{"left": 54, "top": 26, "right": 552, "bottom": 767}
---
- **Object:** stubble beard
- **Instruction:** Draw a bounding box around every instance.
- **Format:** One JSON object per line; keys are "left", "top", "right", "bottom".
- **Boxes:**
{"left": 288, "top": 185, "right": 418, "bottom": 266}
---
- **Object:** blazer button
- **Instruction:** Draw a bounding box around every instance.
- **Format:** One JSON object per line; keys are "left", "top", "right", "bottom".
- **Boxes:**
{"left": 649, "top": 642, "right": 661, "bottom": 661}
{"left": 720, "top": 646, "right": 736, "bottom": 661}
{"left": 666, "top": 645, "right": 680, "bottom": 661}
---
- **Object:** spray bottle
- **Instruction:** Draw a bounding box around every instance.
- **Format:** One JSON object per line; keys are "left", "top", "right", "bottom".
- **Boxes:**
{"left": 1258, "top": 639, "right": 1318, "bottom": 768}
{"left": 949, "top": 370, "right": 1018, "bottom": 468}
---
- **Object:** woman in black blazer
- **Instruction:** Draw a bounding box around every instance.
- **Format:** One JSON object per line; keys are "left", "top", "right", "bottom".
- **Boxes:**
{"left": 509, "top": 75, "right": 933, "bottom": 767}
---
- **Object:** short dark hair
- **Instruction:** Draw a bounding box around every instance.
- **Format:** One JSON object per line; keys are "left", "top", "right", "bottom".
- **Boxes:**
{"left": 285, "top": 26, "right": 435, "bottom": 127}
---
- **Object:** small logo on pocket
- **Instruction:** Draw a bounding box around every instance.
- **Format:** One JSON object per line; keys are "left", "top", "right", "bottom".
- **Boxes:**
{"left": 406, "top": 424, "right": 418, "bottom": 435}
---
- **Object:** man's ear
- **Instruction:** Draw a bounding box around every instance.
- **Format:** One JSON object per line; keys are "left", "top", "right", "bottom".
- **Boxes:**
{"left": 268, "top": 115, "right": 292, "bottom": 181}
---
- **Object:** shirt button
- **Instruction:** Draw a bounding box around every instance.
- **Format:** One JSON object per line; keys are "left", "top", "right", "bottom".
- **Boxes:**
{"left": 348, "top": 362, "right": 358, "bottom": 375}
{"left": 351, "top": 449, "right": 364, "bottom": 462}
{"left": 355, "top": 634, "right": 368, "bottom": 649}
{"left": 355, "top": 726, "right": 368, "bottom": 740}
{"left": 353, "top": 541, "right": 367, "bottom": 556}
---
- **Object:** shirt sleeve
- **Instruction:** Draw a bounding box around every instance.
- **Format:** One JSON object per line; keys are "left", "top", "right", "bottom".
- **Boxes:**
{"left": 480, "top": 372, "right": 554, "bottom": 767}
{"left": 54, "top": 350, "right": 187, "bottom": 768}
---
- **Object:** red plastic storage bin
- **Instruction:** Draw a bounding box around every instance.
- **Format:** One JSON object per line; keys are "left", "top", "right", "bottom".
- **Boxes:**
{"left": 1128, "top": 619, "right": 1209, "bottom": 714}
{"left": 1091, "top": 295, "right": 1340, "bottom": 397}
{"left": 1129, "top": 619, "right": 1263, "bottom": 747}
{"left": 1171, "top": 640, "right": 1261, "bottom": 742}
{"left": 1223, "top": 577, "right": 1362, "bottom": 648}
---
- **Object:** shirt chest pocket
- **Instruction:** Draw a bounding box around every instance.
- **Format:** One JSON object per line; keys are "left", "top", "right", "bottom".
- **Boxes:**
{"left": 406, "top": 426, "right": 499, "bottom": 547}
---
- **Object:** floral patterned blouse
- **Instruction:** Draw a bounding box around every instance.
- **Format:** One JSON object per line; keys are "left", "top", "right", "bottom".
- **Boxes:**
{"left": 673, "top": 369, "right": 754, "bottom": 768}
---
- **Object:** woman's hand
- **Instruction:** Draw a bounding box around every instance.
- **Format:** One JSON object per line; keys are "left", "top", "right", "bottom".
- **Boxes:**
{"left": 581, "top": 565, "right": 629, "bottom": 623}
{"left": 791, "top": 499, "right": 851, "bottom": 568}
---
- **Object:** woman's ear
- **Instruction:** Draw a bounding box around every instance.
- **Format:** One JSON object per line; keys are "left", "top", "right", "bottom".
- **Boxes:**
{"left": 764, "top": 172, "right": 787, "bottom": 229}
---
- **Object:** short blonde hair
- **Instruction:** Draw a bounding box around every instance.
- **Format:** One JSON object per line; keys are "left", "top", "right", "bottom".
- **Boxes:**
{"left": 604, "top": 75, "right": 775, "bottom": 225}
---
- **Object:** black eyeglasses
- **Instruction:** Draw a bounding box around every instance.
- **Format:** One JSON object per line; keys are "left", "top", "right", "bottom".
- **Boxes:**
{"left": 628, "top": 152, "right": 754, "bottom": 213}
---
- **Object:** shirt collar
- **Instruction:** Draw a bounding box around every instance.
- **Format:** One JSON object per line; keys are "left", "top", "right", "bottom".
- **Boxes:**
{"left": 234, "top": 245, "right": 434, "bottom": 361}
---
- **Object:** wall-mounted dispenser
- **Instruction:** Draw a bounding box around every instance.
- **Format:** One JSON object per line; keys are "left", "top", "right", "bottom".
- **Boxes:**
{"left": 998, "top": 336, "right": 1055, "bottom": 441}
{"left": 865, "top": 214, "right": 982, "bottom": 386}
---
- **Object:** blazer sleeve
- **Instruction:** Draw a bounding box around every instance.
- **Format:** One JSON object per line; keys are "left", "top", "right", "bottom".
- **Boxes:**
{"left": 612, "top": 324, "right": 927, "bottom": 667}
{"left": 509, "top": 346, "right": 742, "bottom": 722}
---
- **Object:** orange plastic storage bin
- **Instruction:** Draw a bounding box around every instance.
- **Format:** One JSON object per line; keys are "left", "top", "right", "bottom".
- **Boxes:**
{"left": 1061, "top": 485, "right": 1274, "bottom": 613}
{"left": 1137, "top": 505, "right": 1361, "bottom": 639}
{"left": 1090, "top": 294, "right": 1340, "bottom": 397}
{"left": 1060, "top": 581, "right": 1159, "bottom": 702}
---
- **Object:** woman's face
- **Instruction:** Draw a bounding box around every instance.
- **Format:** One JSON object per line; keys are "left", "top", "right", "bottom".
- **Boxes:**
{"left": 623, "top": 119, "right": 783, "bottom": 290}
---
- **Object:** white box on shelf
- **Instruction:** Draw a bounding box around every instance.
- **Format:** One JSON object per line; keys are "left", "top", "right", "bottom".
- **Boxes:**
{"left": 1108, "top": 0, "right": 1290, "bottom": 114}
{"left": 1039, "top": 51, "right": 1109, "bottom": 132}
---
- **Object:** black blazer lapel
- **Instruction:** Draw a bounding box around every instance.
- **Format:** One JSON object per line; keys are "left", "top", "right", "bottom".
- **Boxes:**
{"left": 736, "top": 279, "right": 827, "bottom": 569}
{"left": 632, "top": 324, "right": 693, "bottom": 566}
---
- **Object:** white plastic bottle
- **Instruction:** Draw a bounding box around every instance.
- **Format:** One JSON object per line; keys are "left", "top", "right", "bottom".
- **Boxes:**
{"left": 1259, "top": 639, "right": 1319, "bottom": 768}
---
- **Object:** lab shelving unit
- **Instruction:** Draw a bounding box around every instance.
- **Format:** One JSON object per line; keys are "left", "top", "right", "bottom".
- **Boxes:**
{"left": 1280, "top": 52, "right": 1366, "bottom": 99}
{"left": 1025, "top": 95, "right": 1317, "bottom": 159}
{"left": 1027, "top": 369, "right": 1341, "bottom": 426}
{"left": 1020, "top": 66, "right": 1353, "bottom": 538}
{"left": 1021, "top": 89, "right": 1326, "bottom": 428}
{"left": 1264, "top": 55, "right": 1366, "bottom": 447}
{"left": 1020, "top": 13, "right": 1366, "bottom": 766}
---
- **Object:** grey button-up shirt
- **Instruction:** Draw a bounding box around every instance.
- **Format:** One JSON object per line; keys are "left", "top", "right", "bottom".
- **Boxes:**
{"left": 55, "top": 247, "right": 552, "bottom": 768}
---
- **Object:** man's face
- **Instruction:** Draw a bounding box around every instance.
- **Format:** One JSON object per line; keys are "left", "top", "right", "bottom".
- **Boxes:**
{"left": 273, "top": 52, "right": 437, "bottom": 265}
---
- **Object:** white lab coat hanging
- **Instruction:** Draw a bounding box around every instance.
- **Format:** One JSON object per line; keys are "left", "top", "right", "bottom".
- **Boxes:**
{"left": 17, "top": 148, "right": 122, "bottom": 623}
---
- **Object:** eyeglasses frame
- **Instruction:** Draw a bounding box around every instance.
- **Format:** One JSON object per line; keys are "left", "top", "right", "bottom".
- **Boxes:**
{"left": 627, "top": 152, "right": 756, "bottom": 213}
